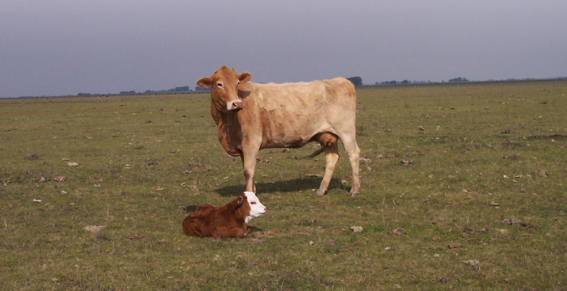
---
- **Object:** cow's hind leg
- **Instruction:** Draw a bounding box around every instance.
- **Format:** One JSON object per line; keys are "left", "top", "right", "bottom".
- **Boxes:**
{"left": 316, "top": 142, "right": 339, "bottom": 196}
{"left": 341, "top": 136, "right": 361, "bottom": 197}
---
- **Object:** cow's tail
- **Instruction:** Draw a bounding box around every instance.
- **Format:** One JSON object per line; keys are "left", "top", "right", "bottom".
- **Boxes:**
{"left": 304, "top": 147, "right": 325, "bottom": 159}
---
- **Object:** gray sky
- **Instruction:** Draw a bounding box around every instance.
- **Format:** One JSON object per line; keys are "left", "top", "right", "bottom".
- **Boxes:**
{"left": 1, "top": 0, "right": 566, "bottom": 98}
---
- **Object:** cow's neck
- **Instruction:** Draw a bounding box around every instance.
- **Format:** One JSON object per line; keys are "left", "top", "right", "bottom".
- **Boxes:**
{"left": 211, "top": 106, "right": 242, "bottom": 156}
{"left": 211, "top": 105, "right": 239, "bottom": 128}
{"left": 210, "top": 102, "right": 224, "bottom": 126}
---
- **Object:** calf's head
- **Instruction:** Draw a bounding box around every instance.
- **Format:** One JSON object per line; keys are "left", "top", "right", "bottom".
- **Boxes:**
{"left": 196, "top": 66, "right": 251, "bottom": 112}
{"left": 237, "top": 191, "right": 267, "bottom": 224}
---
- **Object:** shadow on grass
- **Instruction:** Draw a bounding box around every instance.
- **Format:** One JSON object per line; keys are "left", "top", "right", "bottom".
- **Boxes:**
{"left": 214, "top": 177, "right": 346, "bottom": 197}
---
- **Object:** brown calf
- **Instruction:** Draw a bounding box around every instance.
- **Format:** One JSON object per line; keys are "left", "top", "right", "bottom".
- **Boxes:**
{"left": 182, "top": 192, "right": 266, "bottom": 239}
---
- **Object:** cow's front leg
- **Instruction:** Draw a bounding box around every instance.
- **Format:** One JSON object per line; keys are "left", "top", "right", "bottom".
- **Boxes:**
{"left": 240, "top": 150, "right": 258, "bottom": 193}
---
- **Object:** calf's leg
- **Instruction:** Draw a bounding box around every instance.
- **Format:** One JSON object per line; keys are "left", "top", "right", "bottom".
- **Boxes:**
{"left": 213, "top": 226, "right": 247, "bottom": 239}
{"left": 217, "top": 227, "right": 247, "bottom": 238}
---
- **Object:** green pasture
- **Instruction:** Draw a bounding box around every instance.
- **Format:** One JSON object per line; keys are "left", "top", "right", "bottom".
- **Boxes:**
{"left": 1, "top": 81, "right": 566, "bottom": 290}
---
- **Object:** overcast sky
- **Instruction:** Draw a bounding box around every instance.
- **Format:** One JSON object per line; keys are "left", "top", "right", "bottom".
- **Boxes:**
{"left": 1, "top": 0, "right": 566, "bottom": 97}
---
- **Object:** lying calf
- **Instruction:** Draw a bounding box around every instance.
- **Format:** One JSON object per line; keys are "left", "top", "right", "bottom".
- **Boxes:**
{"left": 182, "top": 191, "right": 267, "bottom": 239}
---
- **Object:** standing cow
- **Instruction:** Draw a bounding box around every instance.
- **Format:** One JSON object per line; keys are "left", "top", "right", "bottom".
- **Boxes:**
{"left": 197, "top": 66, "right": 360, "bottom": 196}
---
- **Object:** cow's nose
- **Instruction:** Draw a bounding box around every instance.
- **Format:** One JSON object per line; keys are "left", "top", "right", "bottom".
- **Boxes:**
{"left": 227, "top": 100, "right": 243, "bottom": 110}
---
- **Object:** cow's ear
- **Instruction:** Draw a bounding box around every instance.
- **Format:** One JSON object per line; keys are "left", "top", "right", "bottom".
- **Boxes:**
{"left": 196, "top": 77, "right": 212, "bottom": 88}
{"left": 236, "top": 196, "right": 243, "bottom": 206}
{"left": 237, "top": 72, "right": 251, "bottom": 83}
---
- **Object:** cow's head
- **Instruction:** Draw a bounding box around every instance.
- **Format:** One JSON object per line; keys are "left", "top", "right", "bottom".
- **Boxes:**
{"left": 236, "top": 191, "right": 266, "bottom": 224}
{"left": 196, "top": 66, "right": 251, "bottom": 112}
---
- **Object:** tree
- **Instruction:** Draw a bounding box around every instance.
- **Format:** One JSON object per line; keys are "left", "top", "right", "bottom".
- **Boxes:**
{"left": 174, "top": 86, "right": 189, "bottom": 92}
{"left": 347, "top": 76, "right": 363, "bottom": 86}
{"left": 195, "top": 86, "right": 210, "bottom": 91}
{"left": 449, "top": 77, "right": 469, "bottom": 82}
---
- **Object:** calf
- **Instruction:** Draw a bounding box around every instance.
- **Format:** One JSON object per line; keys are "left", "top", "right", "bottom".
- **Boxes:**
{"left": 182, "top": 192, "right": 267, "bottom": 239}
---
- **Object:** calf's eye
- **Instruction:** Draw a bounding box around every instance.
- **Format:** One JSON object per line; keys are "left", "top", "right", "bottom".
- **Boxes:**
{"left": 250, "top": 202, "right": 256, "bottom": 205}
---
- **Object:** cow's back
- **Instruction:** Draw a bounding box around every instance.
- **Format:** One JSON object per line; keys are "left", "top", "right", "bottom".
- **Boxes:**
{"left": 249, "top": 77, "right": 354, "bottom": 112}
{"left": 242, "top": 78, "right": 356, "bottom": 148}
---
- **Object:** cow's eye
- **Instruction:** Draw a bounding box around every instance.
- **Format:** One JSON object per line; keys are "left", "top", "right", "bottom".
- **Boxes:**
{"left": 250, "top": 202, "right": 256, "bottom": 205}
{"left": 236, "top": 81, "right": 240, "bottom": 87}
{"left": 217, "top": 82, "right": 224, "bottom": 88}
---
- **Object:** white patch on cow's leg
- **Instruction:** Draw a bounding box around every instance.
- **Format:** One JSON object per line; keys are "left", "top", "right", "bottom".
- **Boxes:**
{"left": 317, "top": 142, "right": 339, "bottom": 196}
{"left": 241, "top": 152, "right": 257, "bottom": 193}
{"left": 226, "top": 100, "right": 243, "bottom": 111}
{"left": 340, "top": 136, "right": 361, "bottom": 196}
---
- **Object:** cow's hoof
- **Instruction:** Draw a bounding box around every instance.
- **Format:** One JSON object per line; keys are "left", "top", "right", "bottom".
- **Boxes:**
{"left": 316, "top": 189, "right": 327, "bottom": 196}
{"left": 349, "top": 192, "right": 359, "bottom": 197}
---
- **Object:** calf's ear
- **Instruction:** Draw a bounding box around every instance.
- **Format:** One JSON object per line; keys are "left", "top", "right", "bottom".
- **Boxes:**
{"left": 237, "top": 72, "right": 251, "bottom": 83}
{"left": 196, "top": 77, "right": 212, "bottom": 88}
{"left": 236, "top": 196, "right": 243, "bottom": 206}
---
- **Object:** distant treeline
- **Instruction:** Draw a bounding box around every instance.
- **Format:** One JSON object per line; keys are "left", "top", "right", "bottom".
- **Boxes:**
{"left": 377, "top": 77, "right": 468, "bottom": 85}
{"left": 122, "top": 85, "right": 208, "bottom": 95}
{"left": 346, "top": 76, "right": 470, "bottom": 86}
{"left": 5, "top": 76, "right": 566, "bottom": 99}
{"left": 75, "top": 85, "right": 209, "bottom": 97}
{"left": 77, "top": 76, "right": 478, "bottom": 96}
{"left": 345, "top": 76, "right": 567, "bottom": 87}
{"left": 77, "top": 76, "right": 567, "bottom": 97}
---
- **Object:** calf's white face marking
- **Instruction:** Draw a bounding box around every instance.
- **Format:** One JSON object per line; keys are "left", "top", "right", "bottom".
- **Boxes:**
{"left": 244, "top": 191, "right": 267, "bottom": 224}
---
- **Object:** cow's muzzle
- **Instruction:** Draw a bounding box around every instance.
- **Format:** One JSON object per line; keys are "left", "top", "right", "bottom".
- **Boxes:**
{"left": 227, "top": 100, "right": 244, "bottom": 111}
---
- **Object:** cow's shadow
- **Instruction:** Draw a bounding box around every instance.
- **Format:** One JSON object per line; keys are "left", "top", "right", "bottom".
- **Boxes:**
{"left": 214, "top": 177, "right": 346, "bottom": 197}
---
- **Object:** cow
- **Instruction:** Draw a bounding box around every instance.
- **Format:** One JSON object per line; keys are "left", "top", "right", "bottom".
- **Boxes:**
{"left": 196, "top": 66, "right": 360, "bottom": 197}
{"left": 182, "top": 191, "right": 267, "bottom": 238}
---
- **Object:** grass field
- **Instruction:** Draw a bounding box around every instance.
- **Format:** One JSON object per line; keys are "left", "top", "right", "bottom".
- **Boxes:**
{"left": 1, "top": 81, "right": 566, "bottom": 290}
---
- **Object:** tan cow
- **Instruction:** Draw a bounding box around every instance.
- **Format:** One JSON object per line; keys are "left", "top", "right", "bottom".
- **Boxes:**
{"left": 196, "top": 66, "right": 360, "bottom": 196}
